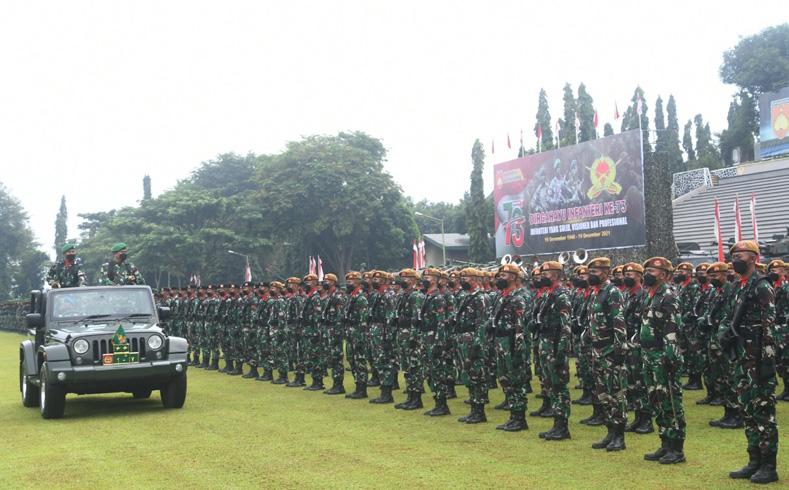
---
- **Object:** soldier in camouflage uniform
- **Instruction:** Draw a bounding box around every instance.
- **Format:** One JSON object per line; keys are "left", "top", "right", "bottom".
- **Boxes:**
{"left": 673, "top": 262, "right": 700, "bottom": 388}
{"left": 98, "top": 242, "right": 145, "bottom": 286}
{"left": 254, "top": 283, "right": 274, "bottom": 381}
{"left": 492, "top": 263, "right": 529, "bottom": 432}
{"left": 284, "top": 277, "right": 306, "bottom": 387}
{"left": 439, "top": 271, "right": 458, "bottom": 399}
{"left": 640, "top": 257, "right": 687, "bottom": 465}
{"left": 570, "top": 266, "right": 594, "bottom": 406}
{"left": 344, "top": 271, "right": 370, "bottom": 399}
{"left": 195, "top": 286, "right": 209, "bottom": 368}
{"left": 691, "top": 264, "right": 715, "bottom": 403}
{"left": 528, "top": 266, "right": 553, "bottom": 418}
{"left": 586, "top": 257, "right": 628, "bottom": 452}
{"left": 268, "top": 282, "right": 290, "bottom": 384}
{"left": 47, "top": 243, "right": 87, "bottom": 288}
{"left": 184, "top": 285, "right": 199, "bottom": 366}
{"left": 225, "top": 284, "right": 244, "bottom": 375}
{"left": 238, "top": 283, "right": 259, "bottom": 378}
{"left": 621, "top": 262, "right": 653, "bottom": 435}
{"left": 767, "top": 260, "right": 789, "bottom": 402}
{"left": 723, "top": 241, "right": 779, "bottom": 484}
{"left": 203, "top": 285, "right": 221, "bottom": 370}
{"left": 217, "top": 284, "right": 234, "bottom": 373}
{"left": 301, "top": 274, "right": 326, "bottom": 390}
{"left": 455, "top": 268, "right": 490, "bottom": 423}
{"left": 534, "top": 261, "right": 572, "bottom": 441}
{"left": 369, "top": 271, "right": 398, "bottom": 404}
{"left": 418, "top": 268, "right": 451, "bottom": 416}
{"left": 320, "top": 274, "right": 346, "bottom": 394}
{"left": 395, "top": 269, "right": 426, "bottom": 410}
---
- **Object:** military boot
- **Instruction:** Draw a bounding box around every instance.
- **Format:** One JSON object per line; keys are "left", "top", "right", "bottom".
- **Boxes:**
{"left": 222, "top": 359, "right": 234, "bottom": 374}
{"left": 592, "top": 425, "right": 614, "bottom": 449}
{"left": 324, "top": 378, "right": 346, "bottom": 395}
{"left": 496, "top": 411, "right": 516, "bottom": 430}
{"left": 709, "top": 406, "right": 730, "bottom": 427}
{"left": 659, "top": 438, "right": 686, "bottom": 464}
{"left": 488, "top": 375, "right": 498, "bottom": 389}
{"left": 346, "top": 382, "right": 368, "bottom": 399}
{"left": 229, "top": 362, "right": 243, "bottom": 376}
{"left": 729, "top": 447, "right": 761, "bottom": 479}
{"left": 207, "top": 356, "right": 220, "bottom": 371}
{"left": 424, "top": 396, "right": 450, "bottom": 416}
{"left": 544, "top": 417, "right": 571, "bottom": 441}
{"left": 402, "top": 392, "right": 423, "bottom": 410}
{"left": 271, "top": 371, "right": 289, "bottom": 385}
{"left": 392, "top": 374, "right": 400, "bottom": 391}
{"left": 200, "top": 355, "right": 210, "bottom": 369}
{"left": 242, "top": 366, "right": 259, "bottom": 379}
{"left": 719, "top": 408, "right": 744, "bottom": 429}
{"left": 683, "top": 374, "right": 702, "bottom": 390}
{"left": 370, "top": 385, "right": 394, "bottom": 404}
{"left": 258, "top": 369, "right": 273, "bottom": 381}
{"left": 779, "top": 379, "right": 789, "bottom": 401}
{"left": 539, "top": 418, "right": 560, "bottom": 439}
{"left": 395, "top": 391, "right": 414, "bottom": 409}
{"left": 529, "top": 396, "right": 550, "bottom": 417}
{"left": 644, "top": 435, "right": 670, "bottom": 461}
{"left": 193, "top": 352, "right": 201, "bottom": 366}
{"left": 304, "top": 376, "right": 324, "bottom": 391}
{"left": 446, "top": 384, "right": 457, "bottom": 400}
{"left": 750, "top": 452, "right": 779, "bottom": 484}
{"left": 606, "top": 425, "right": 626, "bottom": 451}
{"left": 494, "top": 398, "right": 511, "bottom": 411}
{"left": 573, "top": 388, "right": 594, "bottom": 405}
{"left": 465, "top": 403, "right": 487, "bottom": 424}
{"left": 286, "top": 373, "right": 306, "bottom": 387}
{"left": 501, "top": 409, "right": 527, "bottom": 432}
{"left": 581, "top": 403, "right": 605, "bottom": 426}
{"left": 624, "top": 411, "right": 642, "bottom": 432}
{"left": 367, "top": 371, "right": 381, "bottom": 387}
{"left": 633, "top": 411, "right": 654, "bottom": 434}
{"left": 524, "top": 380, "right": 533, "bottom": 394}
{"left": 709, "top": 393, "right": 725, "bottom": 405}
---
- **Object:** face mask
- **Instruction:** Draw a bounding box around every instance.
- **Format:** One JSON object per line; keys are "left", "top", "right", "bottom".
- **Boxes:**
{"left": 732, "top": 260, "right": 748, "bottom": 275}
{"left": 447, "top": 281, "right": 456, "bottom": 288}
{"left": 612, "top": 277, "right": 623, "bottom": 286}
{"left": 674, "top": 274, "right": 686, "bottom": 283}
{"left": 768, "top": 272, "right": 780, "bottom": 282}
{"left": 643, "top": 273, "right": 657, "bottom": 287}
{"left": 495, "top": 278, "right": 509, "bottom": 290}
{"left": 572, "top": 278, "right": 587, "bottom": 288}
{"left": 372, "top": 281, "right": 381, "bottom": 289}
{"left": 461, "top": 281, "right": 472, "bottom": 291}
{"left": 118, "top": 253, "right": 127, "bottom": 261}
{"left": 623, "top": 277, "right": 636, "bottom": 288}
{"left": 360, "top": 282, "right": 370, "bottom": 292}
{"left": 346, "top": 284, "right": 356, "bottom": 293}
{"left": 286, "top": 287, "right": 293, "bottom": 293}
{"left": 587, "top": 274, "right": 602, "bottom": 286}
{"left": 539, "top": 276, "right": 552, "bottom": 288}
{"left": 531, "top": 279, "right": 541, "bottom": 288}
{"left": 66, "top": 254, "right": 76, "bottom": 262}
{"left": 697, "top": 276, "right": 707, "bottom": 285}
{"left": 726, "top": 274, "right": 736, "bottom": 283}
{"left": 421, "top": 279, "right": 432, "bottom": 289}
{"left": 711, "top": 278, "right": 724, "bottom": 288}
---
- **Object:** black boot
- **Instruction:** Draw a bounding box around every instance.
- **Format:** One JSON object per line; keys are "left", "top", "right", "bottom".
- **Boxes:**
{"left": 242, "top": 366, "right": 259, "bottom": 379}
{"left": 465, "top": 403, "right": 487, "bottom": 424}
{"left": 633, "top": 411, "right": 654, "bottom": 434}
{"left": 719, "top": 408, "right": 744, "bottom": 429}
{"left": 592, "top": 425, "right": 614, "bottom": 449}
{"left": 368, "top": 371, "right": 381, "bottom": 387}
{"left": 709, "top": 406, "right": 731, "bottom": 427}
{"left": 324, "top": 378, "right": 346, "bottom": 395}
{"left": 573, "top": 388, "right": 594, "bottom": 405}
{"left": 624, "top": 411, "right": 642, "bottom": 432}
{"left": 644, "top": 435, "right": 670, "bottom": 461}
{"left": 495, "top": 398, "right": 511, "bottom": 411}
{"left": 231, "top": 361, "right": 244, "bottom": 375}
{"left": 286, "top": 373, "right": 306, "bottom": 387}
{"left": 525, "top": 380, "right": 533, "bottom": 394}
{"left": 446, "top": 384, "right": 457, "bottom": 400}
{"left": 502, "top": 409, "right": 527, "bottom": 432}
{"left": 730, "top": 447, "right": 761, "bottom": 479}
{"left": 697, "top": 387, "right": 715, "bottom": 405}
{"left": 539, "top": 418, "right": 560, "bottom": 439}
{"left": 544, "top": 417, "right": 571, "bottom": 441}
{"left": 659, "top": 438, "right": 686, "bottom": 464}
{"left": 271, "top": 371, "right": 289, "bottom": 384}
{"left": 424, "top": 396, "right": 450, "bottom": 416}
{"left": 370, "top": 385, "right": 394, "bottom": 404}
{"left": 395, "top": 391, "right": 414, "bottom": 409}
{"left": 345, "top": 382, "right": 368, "bottom": 399}
{"left": 683, "top": 374, "right": 702, "bottom": 390}
{"left": 392, "top": 375, "right": 400, "bottom": 391}
{"left": 304, "top": 375, "right": 324, "bottom": 391}
{"left": 402, "top": 392, "right": 423, "bottom": 410}
{"left": 750, "top": 452, "right": 779, "bottom": 484}
{"left": 496, "top": 412, "right": 516, "bottom": 430}
{"left": 200, "top": 355, "right": 210, "bottom": 369}
{"left": 779, "top": 379, "right": 789, "bottom": 401}
{"left": 207, "top": 356, "right": 220, "bottom": 371}
{"left": 257, "top": 369, "right": 273, "bottom": 381}
{"left": 529, "top": 396, "right": 550, "bottom": 417}
{"left": 581, "top": 404, "right": 605, "bottom": 426}
{"left": 606, "top": 425, "right": 626, "bottom": 451}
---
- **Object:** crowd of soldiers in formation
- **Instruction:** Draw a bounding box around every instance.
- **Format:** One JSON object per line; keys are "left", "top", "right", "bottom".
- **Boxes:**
{"left": 44, "top": 240, "right": 785, "bottom": 483}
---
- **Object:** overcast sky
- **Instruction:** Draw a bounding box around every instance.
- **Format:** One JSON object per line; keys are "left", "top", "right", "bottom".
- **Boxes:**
{"left": 0, "top": 1, "right": 782, "bottom": 258}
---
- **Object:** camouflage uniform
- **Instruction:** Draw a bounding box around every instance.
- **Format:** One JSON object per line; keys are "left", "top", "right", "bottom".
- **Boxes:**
{"left": 344, "top": 287, "right": 370, "bottom": 390}
{"left": 623, "top": 285, "right": 649, "bottom": 419}
{"left": 421, "top": 288, "right": 449, "bottom": 405}
{"left": 774, "top": 279, "right": 789, "bottom": 399}
{"left": 369, "top": 286, "right": 397, "bottom": 388}
{"left": 285, "top": 291, "right": 305, "bottom": 384}
{"left": 491, "top": 288, "right": 528, "bottom": 415}
{"left": 396, "top": 285, "right": 426, "bottom": 403}
{"left": 268, "top": 292, "right": 289, "bottom": 381}
{"left": 255, "top": 292, "right": 273, "bottom": 376}
{"left": 203, "top": 292, "right": 221, "bottom": 369}
{"left": 46, "top": 258, "right": 86, "bottom": 288}
{"left": 678, "top": 279, "right": 702, "bottom": 380}
{"left": 535, "top": 285, "right": 572, "bottom": 422}
{"left": 322, "top": 289, "right": 346, "bottom": 391}
{"left": 98, "top": 260, "right": 145, "bottom": 286}
{"left": 302, "top": 288, "right": 325, "bottom": 384}
{"left": 704, "top": 282, "right": 735, "bottom": 411}
{"left": 455, "top": 286, "right": 490, "bottom": 405}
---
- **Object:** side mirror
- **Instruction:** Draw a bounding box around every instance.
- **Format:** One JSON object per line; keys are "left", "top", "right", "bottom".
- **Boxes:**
{"left": 26, "top": 313, "right": 43, "bottom": 329}
{"left": 157, "top": 306, "right": 171, "bottom": 321}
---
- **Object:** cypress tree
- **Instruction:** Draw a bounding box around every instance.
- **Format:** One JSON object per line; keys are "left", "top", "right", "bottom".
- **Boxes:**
{"left": 143, "top": 174, "right": 152, "bottom": 201}
{"left": 54, "top": 195, "right": 68, "bottom": 259}
{"left": 560, "top": 83, "right": 577, "bottom": 147}
{"left": 576, "top": 83, "right": 596, "bottom": 142}
{"left": 665, "top": 95, "right": 685, "bottom": 174}
{"left": 467, "top": 140, "right": 493, "bottom": 262}
{"left": 603, "top": 123, "right": 614, "bottom": 137}
{"left": 682, "top": 120, "right": 696, "bottom": 161}
{"left": 535, "top": 89, "right": 555, "bottom": 151}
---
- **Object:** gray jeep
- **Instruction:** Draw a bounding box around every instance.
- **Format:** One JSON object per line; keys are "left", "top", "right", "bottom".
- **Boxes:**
{"left": 19, "top": 285, "right": 188, "bottom": 419}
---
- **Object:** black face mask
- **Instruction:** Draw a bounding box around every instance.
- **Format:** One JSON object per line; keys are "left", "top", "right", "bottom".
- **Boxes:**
{"left": 587, "top": 274, "right": 602, "bottom": 286}
{"left": 286, "top": 287, "right": 293, "bottom": 293}
{"left": 573, "top": 278, "right": 588, "bottom": 288}
{"left": 768, "top": 272, "right": 780, "bottom": 282}
{"left": 421, "top": 279, "right": 432, "bottom": 289}
{"left": 360, "top": 282, "right": 370, "bottom": 292}
{"left": 612, "top": 277, "right": 623, "bottom": 286}
{"left": 726, "top": 274, "right": 736, "bottom": 283}
{"left": 346, "top": 284, "right": 356, "bottom": 293}
{"left": 495, "top": 278, "right": 509, "bottom": 290}
{"left": 673, "top": 275, "right": 686, "bottom": 284}
{"left": 623, "top": 277, "right": 636, "bottom": 288}
{"left": 320, "top": 281, "right": 330, "bottom": 290}
{"left": 711, "top": 278, "right": 724, "bottom": 288}
{"left": 66, "top": 254, "right": 76, "bottom": 262}
{"left": 372, "top": 281, "right": 381, "bottom": 289}
{"left": 531, "top": 279, "right": 541, "bottom": 288}
{"left": 539, "top": 276, "right": 552, "bottom": 288}
{"left": 643, "top": 273, "right": 657, "bottom": 287}
{"left": 697, "top": 276, "right": 707, "bottom": 285}
{"left": 447, "top": 281, "right": 456, "bottom": 288}
{"left": 732, "top": 260, "right": 749, "bottom": 275}
{"left": 396, "top": 279, "right": 406, "bottom": 288}
{"left": 460, "top": 281, "right": 472, "bottom": 291}
{"left": 118, "top": 253, "right": 127, "bottom": 261}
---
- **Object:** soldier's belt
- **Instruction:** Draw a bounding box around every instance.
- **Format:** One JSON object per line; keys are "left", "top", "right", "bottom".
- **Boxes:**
{"left": 591, "top": 338, "right": 613, "bottom": 349}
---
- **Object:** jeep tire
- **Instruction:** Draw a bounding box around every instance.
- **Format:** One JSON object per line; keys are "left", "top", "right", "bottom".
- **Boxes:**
{"left": 20, "top": 361, "right": 39, "bottom": 408}
{"left": 39, "top": 363, "right": 66, "bottom": 419}
{"left": 160, "top": 374, "right": 187, "bottom": 409}
{"left": 132, "top": 389, "right": 153, "bottom": 399}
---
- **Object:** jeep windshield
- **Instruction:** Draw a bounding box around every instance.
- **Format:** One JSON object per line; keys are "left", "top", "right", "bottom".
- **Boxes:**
{"left": 51, "top": 289, "right": 154, "bottom": 321}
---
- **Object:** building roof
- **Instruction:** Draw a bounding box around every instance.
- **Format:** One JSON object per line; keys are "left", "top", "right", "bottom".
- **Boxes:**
{"left": 423, "top": 233, "right": 470, "bottom": 250}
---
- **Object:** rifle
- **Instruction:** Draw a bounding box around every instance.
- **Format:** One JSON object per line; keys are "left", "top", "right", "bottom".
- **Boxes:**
{"left": 718, "top": 276, "right": 768, "bottom": 360}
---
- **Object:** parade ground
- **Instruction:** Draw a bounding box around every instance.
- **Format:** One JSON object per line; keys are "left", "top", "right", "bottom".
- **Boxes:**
{"left": 1, "top": 331, "right": 786, "bottom": 489}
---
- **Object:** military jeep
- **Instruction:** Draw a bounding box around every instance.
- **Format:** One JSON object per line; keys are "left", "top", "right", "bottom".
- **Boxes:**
{"left": 19, "top": 285, "right": 188, "bottom": 419}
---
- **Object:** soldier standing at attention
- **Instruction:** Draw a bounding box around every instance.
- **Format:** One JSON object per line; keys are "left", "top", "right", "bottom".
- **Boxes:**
{"left": 321, "top": 274, "right": 347, "bottom": 395}
{"left": 369, "top": 271, "right": 397, "bottom": 404}
{"left": 767, "top": 260, "right": 789, "bottom": 402}
{"left": 641, "top": 257, "right": 686, "bottom": 465}
{"left": 621, "top": 262, "right": 653, "bottom": 435}
{"left": 455, "top": 268, "right": 490, "bottom": 423}
{"left": 46, "top": 243, "right": 86, "bottom": 288}
{"left": 419, "top": 268, "right": 451, "bottom": 416}
{"left": 268, "top": 282, "right": 290, "bottom": 385}
{"left": 285, "top": 278, "right": 306, "bottom": 388}
{"left": 395, "top": 269, "right": 426, "bottom": 410}
{"left": 586, "top": 257, "right": 628, "bottom": 452}
{"left": 724, "top": 241, "right": 779, "bottom": 484}
{"left": 99, "top": 243, "right": 144, "bottom": 286}
{"left": 301, "top": 274, "right": 325, "bottom": 391}
{"left": 344, "top": 271, "right": 370, "bottom": 399}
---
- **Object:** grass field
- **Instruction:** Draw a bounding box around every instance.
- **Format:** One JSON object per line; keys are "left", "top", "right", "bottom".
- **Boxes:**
{"left": 1, "top": 331, "right": 787, "bottom": 489}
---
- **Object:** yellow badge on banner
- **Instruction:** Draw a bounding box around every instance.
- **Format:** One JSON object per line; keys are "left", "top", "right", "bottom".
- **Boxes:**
{"left": 587, "top": 156, "right": 622, "bottom": 199}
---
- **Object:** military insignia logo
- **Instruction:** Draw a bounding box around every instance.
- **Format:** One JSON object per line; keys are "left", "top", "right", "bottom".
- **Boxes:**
{"left": 586, "top": 155, "right": 622, "bottom": 199}
{"left": 771, "top": 97, "right": 789, "bottom": 139}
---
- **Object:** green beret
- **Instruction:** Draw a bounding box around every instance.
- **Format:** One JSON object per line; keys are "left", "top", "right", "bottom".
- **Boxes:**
{"left": 61, "top": 243, "right": 76, "bottom": 253}
{"left": 111, "top": 242, "right": 128, "bottom": 253}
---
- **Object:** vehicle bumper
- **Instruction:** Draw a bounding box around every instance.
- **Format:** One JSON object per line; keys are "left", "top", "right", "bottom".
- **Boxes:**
{"left": 44, "top": 358, "right": 188, "bottom": 393}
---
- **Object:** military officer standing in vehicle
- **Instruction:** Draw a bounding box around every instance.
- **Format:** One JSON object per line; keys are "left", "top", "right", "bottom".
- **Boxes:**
{"left": 99, "top": 243, "right": 145, "bottom": 285}
{"left": 46, "top": 243, "right": 86, "bottom": 288}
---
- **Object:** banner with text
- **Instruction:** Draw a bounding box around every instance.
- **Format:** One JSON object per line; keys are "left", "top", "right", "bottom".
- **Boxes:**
{"left": 758, "top": 86, "right": 789, "bottom": 159}
{"left": 494, "top": 129, "right": 646, "bottom": 257}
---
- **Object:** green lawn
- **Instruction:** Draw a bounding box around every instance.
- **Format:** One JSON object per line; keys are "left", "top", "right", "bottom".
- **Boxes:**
{"left": 1, "top": 331, "right": 786, "bottom": 489}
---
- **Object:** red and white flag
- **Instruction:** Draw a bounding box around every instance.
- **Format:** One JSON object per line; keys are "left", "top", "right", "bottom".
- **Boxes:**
{"left": 733, "top": 195, "right": 743, "bottom": 242}
{"left": 593, "top": 110, "right": 599, "bottom": 129}
{"left": 536, "top": 124, "right": 542, "bottom": 142}
{"left": 419, "top": 239, "right": 427, "bottom": 269}
{"left": 614, "top": 103, "right": 620, "bottom": 120}
{"left": 317, "top": 255, "right": 324, "bottom": 281}
{"left": 309, "top": 256, "right": 316, "bottom": 275}
{"left": 243, "top": 264, "right": 251, "bottom": 283}
{"left": 412, "top": 240, "right": 419, "bottom": 269}
{"left": 714, "top": 198, "right": 724, "bottom": 261}
{"left": 749, "top": 193, "right": 759, "bottom": 242}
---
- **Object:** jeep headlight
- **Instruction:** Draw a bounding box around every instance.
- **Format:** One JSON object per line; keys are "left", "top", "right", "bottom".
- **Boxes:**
{"left": 147, "top": 335, "right": 163, "bottom": 351}
{"left": 73, "top": 339, "right": 90, "bottom": 355}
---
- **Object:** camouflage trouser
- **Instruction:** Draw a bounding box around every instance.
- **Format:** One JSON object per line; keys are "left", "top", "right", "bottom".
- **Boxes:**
{"left": 325, "top": 326, "right": 344, "bottom": 384}
{"left": 347, "top": 325, "right": 368, "bottom": 385}
{"left": 257, "top": 325, "right": 272, "bottom": 371}
{"left": 457, "top": 332, "right": 489, "bottom": 405}
{"left": 684, "top": 326, "right": 705, "bottom": 378}
{"left": 642, "top": 348, "right": 686, "bottom": 442}
{"left": 365, "top": 328, "right": 377, "bottom": 380}
{"left": 573, "top": 333, "right": 586, "bottom": 387}
{"left": 186, "top": 321, "right": 197, "bottom": 355}
{"left": 232, "top": 323, "right": 246, "bottom": 363}
{"left": 591, "top": 350, "right": 627, "bottom": 428}
{"left": 626, "top": 342, "right": 648, "bottom": 411}
{"left": 734, "top": 362, "right": 778, "bottom": 457}
{"left": 494, "top": 334, "right": 527, "bottom": 412}
{"left": 242, "top": 325, "right": 257, "bottom": 365}
{"left": 399, "top": 327, "right": 425, "bottom": 394}
{"left": 579, "top": 334, "right": 595, "bottom": 390}
{"left": 538, "top": 336, "right": 570, "bottom": 419}
{"left": 705, "top": 331, "right": 726, "bottom": 401}
{"left": 422, "top": 330, "right": 450, "bottom": 400}
{"left": 270, "top": 324, "right": 289, "bottom": 375}
{"left": 777, "top": 325, "right": 789, "bottom": 381}
{"left": 287, "top": 322, "right": 304, "bottom": 375}
{"left": 303, "top": 326, "right": 326, "bottom": 378}
{"left": 202, "top": 321, "right": 219, "bottom": 361}
{"left": 220, "top": 323, "right": 232, "bottom": 365}
{"left": 370, "top": 323, "right": 396, "bottom": 387}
